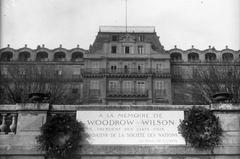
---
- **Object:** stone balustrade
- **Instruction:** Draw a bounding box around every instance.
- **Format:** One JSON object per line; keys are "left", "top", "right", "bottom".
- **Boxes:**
{"left": 0, "top": 103, "right": 239, "bottom": 159}
{"left": 0, "top": 112, "right": 17, "bottom": 135}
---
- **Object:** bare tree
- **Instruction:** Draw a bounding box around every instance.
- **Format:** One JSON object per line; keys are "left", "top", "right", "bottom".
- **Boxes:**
{"left": 0, "top": 65, "right": 70, "bottom": 104}
{"left": 191, "top": 63, "right": 240, "bottom": 104}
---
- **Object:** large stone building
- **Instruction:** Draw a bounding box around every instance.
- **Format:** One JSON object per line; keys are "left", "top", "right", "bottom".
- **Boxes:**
{"left": 0, "top": 44, "right": 86, "bottom": 104}
{"left": 169, "top": 45, "right": 240, "bottom": 104}
{"left": 83, "top": 26, "right": 171, "bottom": 105}
{"left": 0, "top": 26, "right": 240, "bottom": 104}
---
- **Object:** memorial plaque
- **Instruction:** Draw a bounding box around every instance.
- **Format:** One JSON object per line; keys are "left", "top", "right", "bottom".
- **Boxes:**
{"left": 77, "top": 111, "right": 185, "bottom": 145}
{"left": 17, "top": 112, "right": 46, "bottom": 133}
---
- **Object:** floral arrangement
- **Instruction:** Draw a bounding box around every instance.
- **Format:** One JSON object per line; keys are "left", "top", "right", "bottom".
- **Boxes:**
{"left": 178, "top": 106, "right": 223, "bottom": 150}
{"left": 36, "top": 114, "right": 88, "bottom": 158}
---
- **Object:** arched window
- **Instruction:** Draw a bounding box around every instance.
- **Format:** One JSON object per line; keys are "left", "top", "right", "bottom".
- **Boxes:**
{"left": 170, "top": 52, "right": 182, "bottom": 62}
{"left": 222, "top": 53, "right": 233, "bottom": 62}
{"left": 19, "top": 52, "right": 30, "bottom": 61}
{"left": 54, "top": 52, "right": 66, "bottom": 61}
{"left": 205, "top": 53, "right": 216, "bottom": 62}
{"left": 0, "top": 51, "right": 13, "bottom": 61}
{"left": 188, "top": 53, "right": 199, "bottom": 62}
{"left": 110, "top": 65, "right": 117, "bottom": 73}
{"left": 36, "top": 52, "right": 48, "bottom": 61}
{"left": 71, "top": 52, "right": 83, "bottom": 61}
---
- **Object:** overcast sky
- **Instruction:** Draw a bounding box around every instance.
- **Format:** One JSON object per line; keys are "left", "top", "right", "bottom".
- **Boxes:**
{"left": 1, "top": 0, "right": 240, "bottom": 50}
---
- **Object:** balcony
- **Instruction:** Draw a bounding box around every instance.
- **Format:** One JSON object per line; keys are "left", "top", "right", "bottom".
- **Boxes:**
{"left": 107, "top": 90, "right": 148, "bottom": 97}
{"left": 82, "top": 68, "right": 171, "bottom": 78}
{"left": 107, "top": 68, "right": 152, "bottom": 77}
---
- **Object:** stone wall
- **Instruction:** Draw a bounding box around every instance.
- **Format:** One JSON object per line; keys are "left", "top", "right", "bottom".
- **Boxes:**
{"left": 0, "top": 104, "right": 239, "bottom": 159}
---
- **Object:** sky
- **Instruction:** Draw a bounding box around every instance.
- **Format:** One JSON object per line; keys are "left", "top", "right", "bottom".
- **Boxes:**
{"left": 1, "top": 0, "right": 240, "bottom": 50}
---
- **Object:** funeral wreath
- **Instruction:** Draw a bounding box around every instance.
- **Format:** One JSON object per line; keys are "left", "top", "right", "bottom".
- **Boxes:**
{"left": 36, "top": 114, "right": 88, "bottom": 158}
{"left": 178, "top": 106, "right": 223, "bottom": 150}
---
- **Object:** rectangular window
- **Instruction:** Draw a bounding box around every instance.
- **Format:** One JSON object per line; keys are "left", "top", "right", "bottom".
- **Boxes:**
{"left": 90, "top": 80, "right": 99, "bottom": 90}
{"left": 136, "top": 81, "right": 146, "bottom": 93}
{"left": 110, "top": 65, "right": 117, "bottom": 72}
{"left": 123, "top": 81, "right": 133, "bottom": 93}
{"left": 156, "top": 63, "right": 162, "bottom": 72}
{"left": 125, "top": 46, "right": 130, "bottom": 54}
{"left": 109, "top": 81, "right": 119, "bottom": 92}
{"left": 111, "top": 46, "right": 117, "bottom": 54}
{"left": 124, "top": 64, "right": 130, "bottom": 73}
{"left": 73, "top": 68, "right": 81, "bottom": 75}
{"left": 112, "top": 35, "right": 118, "bottom": 41}
{"left": 92, "top": 62, "right": 99, "bottom": 72}
{"left": 155, "top": 80, "right": 165, "bottom": 89}
{"left": 19, "top": 67, "right": 26, "bottom": 75}
{"left": 137, "top": 64, "right": 145, "bottom": 73}
{"left": 156, "top": 63, "right": 169, "bottom": 73}
{"left": 72, "top": 88, "right": 79, "bottom": 94}
{"left": 138, "top": 46, "right": 144, "bottom": 54}
{"left": 138, "top": 35, "right": 144, "bottom": 41}
{"left": 155, "top": 80, "right": 166, "bottom": 97}
{"left": 92, "top": 62, "right": 99, "bottom": 68}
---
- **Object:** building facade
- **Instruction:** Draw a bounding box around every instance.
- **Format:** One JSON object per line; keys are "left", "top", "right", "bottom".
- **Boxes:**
{"left": 169, "top": 45, "right": 240, "bottom": 104}
{"left": 0, "top": 26, "right": 240, "bottom": 105}
{"left": 0, "top": 44, "right": 85, "bottom": 104}
{"left": 83, "top": 26, "right": 171, "bottom": 105}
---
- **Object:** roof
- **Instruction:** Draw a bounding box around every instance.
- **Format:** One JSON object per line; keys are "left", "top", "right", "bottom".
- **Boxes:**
{"left": 99, "top": 26, "right": 155, "bottom": 33}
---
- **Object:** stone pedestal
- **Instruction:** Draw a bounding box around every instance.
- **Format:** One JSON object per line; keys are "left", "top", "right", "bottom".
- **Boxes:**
{"left": 0, "top": 104, "right": 240, "bottom": 159}
{"left": 16, "top": 103, "right": 49, "bottom": 135}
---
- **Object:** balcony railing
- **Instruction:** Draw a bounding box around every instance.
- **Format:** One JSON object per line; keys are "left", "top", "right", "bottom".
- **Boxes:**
{"left": 0, "top": 111, "right": 18, "bottom": 135}
{"left": 155, "top": 89, "right": 167, "bottom": 98}
{"left": 82, "top": 68, "right": 170, "bottom": 75}
{"left": 107, "top": 90, "right": 148, "bottom": 97}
